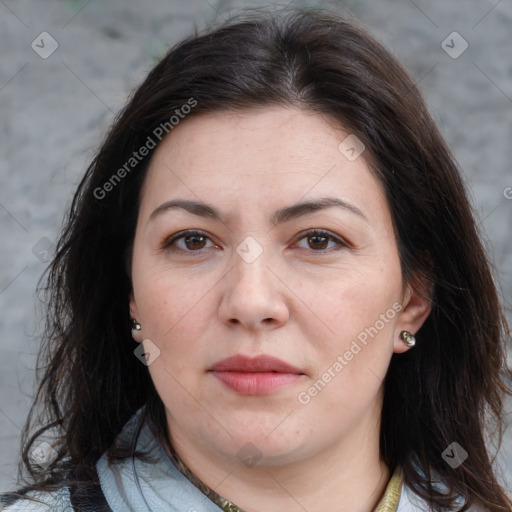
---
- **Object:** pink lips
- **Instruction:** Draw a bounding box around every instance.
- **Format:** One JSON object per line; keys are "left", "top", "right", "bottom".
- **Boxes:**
{"left": 209, "top": 355, "right": 304, "bottom": 396}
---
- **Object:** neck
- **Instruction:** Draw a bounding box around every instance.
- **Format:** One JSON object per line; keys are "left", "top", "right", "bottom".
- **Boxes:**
{"left": 166, "top": 407, "right": 391, "bottom": 511}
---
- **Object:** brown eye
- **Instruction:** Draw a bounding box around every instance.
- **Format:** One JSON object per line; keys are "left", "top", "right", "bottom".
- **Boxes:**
{"left": 162, "top": 230, "right": 216, "bottom": 254}
{"left": 296, "top": 230, "right": 346, "bottom": 252}
{"left": 308, "top": 233, "right": 329, "bottom": 250}
{"left": 183, "top": 233, "right": 207, "bottom": 250}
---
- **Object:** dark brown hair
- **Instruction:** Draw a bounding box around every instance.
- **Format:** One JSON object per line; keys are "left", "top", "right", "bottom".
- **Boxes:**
{"left": 4, "top": 7, "right": 511, "bottom": 511}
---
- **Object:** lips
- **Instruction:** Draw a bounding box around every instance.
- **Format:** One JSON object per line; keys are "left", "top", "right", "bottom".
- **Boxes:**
{"left": 209, "top": 355, "right": 304, "bottom": 396}
{"left": 210, "top": 355, "right": 303, "bottom": 374}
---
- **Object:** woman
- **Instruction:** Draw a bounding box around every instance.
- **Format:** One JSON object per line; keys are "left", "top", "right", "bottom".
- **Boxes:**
{"left": 1, "top": 7, "right": 511, "bottom": 512}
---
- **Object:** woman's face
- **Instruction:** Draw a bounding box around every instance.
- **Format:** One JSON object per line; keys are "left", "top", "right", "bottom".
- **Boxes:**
{"left": 129, "top": 107, "right": 430, "bottom": 469}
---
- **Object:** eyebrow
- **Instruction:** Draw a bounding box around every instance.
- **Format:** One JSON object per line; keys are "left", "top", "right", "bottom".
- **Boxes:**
{"left": 148, "top": 196, "right": 368, "bottom": 225}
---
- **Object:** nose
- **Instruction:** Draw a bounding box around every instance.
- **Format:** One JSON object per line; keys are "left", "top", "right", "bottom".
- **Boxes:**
{"left": 217, "top": 244, "right": 290, "bottom": 332}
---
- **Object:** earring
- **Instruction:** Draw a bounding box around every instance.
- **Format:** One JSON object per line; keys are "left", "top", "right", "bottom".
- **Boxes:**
{"left": 131, "top": 319, "right": 142, "bottom": 333}
{"left": 399, "top": 330, "right": 416, "bottom": 347}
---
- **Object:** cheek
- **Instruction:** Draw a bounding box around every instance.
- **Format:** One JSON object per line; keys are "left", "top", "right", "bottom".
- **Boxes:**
{"left": 139, "top": 279, "right": 212, "bottom": 413}
{"left": 132, "top": 271, "right": 214, "bottom": 399}
{"left": 134, "top": 258, "right": 214, "bottom": 337}
{"left": 302, "top": 257, "right": 401, "bottom": 395}
{"left": 308, "top": 262, "right": 401, "bottom": 340}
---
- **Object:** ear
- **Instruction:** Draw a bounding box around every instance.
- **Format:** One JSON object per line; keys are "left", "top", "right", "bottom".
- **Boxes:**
{"left": 393, "top": 277, "right": 432, "bottom": 354}
{"left": 129, "top": 291, "right": 143, "bottom": 343}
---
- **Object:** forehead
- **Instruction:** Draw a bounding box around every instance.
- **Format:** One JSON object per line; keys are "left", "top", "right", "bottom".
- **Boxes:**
{"left": 138, "top": 107, "right": 388, "bottom": 225}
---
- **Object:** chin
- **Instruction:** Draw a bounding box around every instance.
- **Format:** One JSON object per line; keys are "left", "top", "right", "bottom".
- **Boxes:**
{"left": 221, "top": 424, "right": 308, "bottom": 467}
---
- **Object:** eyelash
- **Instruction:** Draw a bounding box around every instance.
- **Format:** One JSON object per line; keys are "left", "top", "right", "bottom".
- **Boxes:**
{"left": 161, "top": 229, "right": 348, "bottom": 255}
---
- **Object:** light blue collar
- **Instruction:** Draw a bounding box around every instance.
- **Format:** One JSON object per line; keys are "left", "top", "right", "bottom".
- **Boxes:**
{"left": 96, "top": 407, "right": 223, "bottom": 512}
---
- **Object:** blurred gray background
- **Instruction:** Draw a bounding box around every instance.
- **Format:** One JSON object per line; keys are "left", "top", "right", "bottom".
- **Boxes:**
{"left": 1, "top": 0, "right": 511, "bottom": 497}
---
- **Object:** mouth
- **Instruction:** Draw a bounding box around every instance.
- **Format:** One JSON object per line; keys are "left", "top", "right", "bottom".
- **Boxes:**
{"left": 208, "top": 354, "right": 305, "bottom": 396}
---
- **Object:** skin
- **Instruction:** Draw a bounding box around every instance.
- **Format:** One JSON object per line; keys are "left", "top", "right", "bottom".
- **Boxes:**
{"left": 129, "top": 106, "right": 431, "bottom": 512}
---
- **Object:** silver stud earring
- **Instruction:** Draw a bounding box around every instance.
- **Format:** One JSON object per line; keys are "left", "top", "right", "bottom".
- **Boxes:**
{"left": 131, "top": 319, "right": 142, "bottom": 333}
{"left": 399, "top": 330, "right": 416, "bottom": 347}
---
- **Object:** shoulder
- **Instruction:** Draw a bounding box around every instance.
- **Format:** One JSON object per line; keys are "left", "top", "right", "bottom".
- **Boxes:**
{"left": 0, "top": 487, "right": 71, "bottom": 512}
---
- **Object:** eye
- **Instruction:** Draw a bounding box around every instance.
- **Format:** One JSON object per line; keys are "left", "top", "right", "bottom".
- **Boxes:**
{"left": 162, "top": 230, "right": 217, "bottom": 254}
{"left": 295, "top": 229, "right": 347, "bottom": 252}
{"left": 161, "top": 228, "right": 348, "bottom": 255}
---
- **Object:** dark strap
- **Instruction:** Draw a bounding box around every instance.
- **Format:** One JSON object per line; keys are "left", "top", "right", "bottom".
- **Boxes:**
{"left": 69, "top": 463, "right": 112, "bottom": 512}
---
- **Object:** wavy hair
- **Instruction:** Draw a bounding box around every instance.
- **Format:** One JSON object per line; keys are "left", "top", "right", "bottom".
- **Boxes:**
{"left": 4, "top": 7, "right": 512, "bottom": 511}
